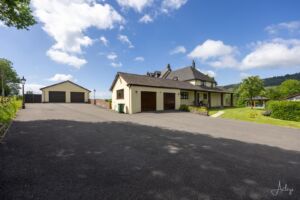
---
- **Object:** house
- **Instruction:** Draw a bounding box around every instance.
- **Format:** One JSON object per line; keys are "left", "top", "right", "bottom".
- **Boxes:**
{"left": 110, "top": 62, "right": 233, "bottom": 114}
{"left": 40, "top": 80, "right": 90, "bottom": 103}
{"left": 286, "top": 93, "right": 300, "bottom": 101}
{"left": 246, "top": 96, "right": 270, "bottom": 108}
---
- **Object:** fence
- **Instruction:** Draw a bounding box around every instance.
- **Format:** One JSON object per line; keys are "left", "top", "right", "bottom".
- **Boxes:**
{"left": 90, "top": 99, "right": 111, "bottom": 109}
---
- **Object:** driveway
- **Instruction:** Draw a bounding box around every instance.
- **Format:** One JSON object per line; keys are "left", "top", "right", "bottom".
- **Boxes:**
{"left": 0, "top": 104, "right": 299, "bottom": 199}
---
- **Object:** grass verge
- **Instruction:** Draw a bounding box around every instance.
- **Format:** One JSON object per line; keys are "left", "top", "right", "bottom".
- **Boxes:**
{"left": 209, "top": 107, "right": 300, "bottom": 129}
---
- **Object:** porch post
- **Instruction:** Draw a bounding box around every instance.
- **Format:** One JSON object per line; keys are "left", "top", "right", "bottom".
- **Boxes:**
{"left": 230, "top": 93, "right": 233, "bottom": 107}
{"left": 221, "top": 93, "right": 224, "bottom": 107}
{"left": 194, "top": 91, "right": 197, "bottom": 106}
{"left": 208, "top": 92, "right": 211, "bottom": 108}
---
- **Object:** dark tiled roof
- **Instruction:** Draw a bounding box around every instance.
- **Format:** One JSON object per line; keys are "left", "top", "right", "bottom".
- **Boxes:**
{"left": 110, "top": 72, "right": 232, "bottom": 93}
{"left": 40, "top": 80, "right": 91, "bottom": 92}
{"left": 165, "top": 66, "right": 216, "bottom": 82}
{"left": 246, "top": 96, "right": 270, "bottom": 100}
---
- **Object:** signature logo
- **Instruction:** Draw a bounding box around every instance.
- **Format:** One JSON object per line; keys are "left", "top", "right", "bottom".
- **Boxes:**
{"left": 270, "top": 180, "right": 294, "bottom": 196}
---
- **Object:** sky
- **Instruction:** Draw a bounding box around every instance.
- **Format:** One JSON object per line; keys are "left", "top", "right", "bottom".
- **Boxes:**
{"left": 1, "top": 0, "right": 300, "bottom": 98}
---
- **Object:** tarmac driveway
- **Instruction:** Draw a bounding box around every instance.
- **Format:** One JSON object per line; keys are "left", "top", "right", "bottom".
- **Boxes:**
{"left": 0, "top": 104, "right": 300, "bottom": 200}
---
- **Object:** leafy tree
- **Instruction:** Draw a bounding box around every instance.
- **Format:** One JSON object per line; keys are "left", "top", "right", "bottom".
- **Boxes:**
{"left": 264, "top": 87, "right": 281, "bottom": 100}
{"left": 0, "top": 0, "right": 36, "bottom": 29}
{"left": 237, "top": 76, "right": 264, "bottom": 108}
{"left": 0, "top": 58, "right": 20, "bottom": 96}
{"left": 278, "top": 79, "right": 300, "bottom": 98}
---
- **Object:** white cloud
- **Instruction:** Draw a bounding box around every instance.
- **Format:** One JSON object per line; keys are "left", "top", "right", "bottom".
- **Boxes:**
{"left": 135, "top": 56, "right": 144, "bottom": 61}
{"left": 139, "top": 14, "right": 153, "bottom": 23}
{"left": 198, "top": 69, "right": 216, "bottom": 78}
{"left": 0, "top": 21, "right": 6, "bottom": 28}
{"left": 47, "top": 49, "right": 87, "bottom": 69}
{"left": 162, "top": 0, "right": 187, "bottom": 12}
{"left": 111, "top": 62, "right": 122, "bottom": 67}
{"left": 116, "top": 0, "right": 153, "bottom": 12}
{"left": 240, "top": 72, "right": 250, "bottom": 79}
{"left": 265, "top": 21, "right": 300, "bottom": 35}
{"left": 107, "top": 52, "right": 118, "bottom": 60}
{"left": 23, "top": 83, "right": 45, "bottom": 94}
{"left": 241, "top": 38, "right": 300, "bottom": 70}
{"left": 100, "top": 36, "right": 109, "bottom": 46}
{"left": 118, "top": 34, "right": 134, "bottom": 48}
{"left": 48, "top": 74, "right": 73, "bottom": 82}
{"left": 188, "top": 39, "right": 238, "bottom": 68}
{"left": 32, "top": 0, "right": 123, "bottom": 68}
{"left": 170, "top": 45, "right": 186, "bottom": 55}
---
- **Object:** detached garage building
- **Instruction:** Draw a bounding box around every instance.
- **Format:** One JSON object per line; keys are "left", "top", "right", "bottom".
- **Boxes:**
{"left": 40, "top": 81, "right": 90, "bottom": 103}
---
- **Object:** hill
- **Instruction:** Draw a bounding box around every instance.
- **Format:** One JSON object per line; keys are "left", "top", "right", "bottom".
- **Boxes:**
{"left": 223, "top": 72, "right": 300, "bottom": 89}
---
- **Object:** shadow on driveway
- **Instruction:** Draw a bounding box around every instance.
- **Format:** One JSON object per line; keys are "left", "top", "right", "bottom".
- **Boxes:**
{"left": 0, "top": 120, "right": 299, "bottom": 200}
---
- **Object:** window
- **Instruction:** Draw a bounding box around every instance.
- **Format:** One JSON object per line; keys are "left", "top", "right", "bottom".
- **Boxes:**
{"left": 117, "top": 89, "right": 124, "bottom": 99}
{"left": 181, "top": 92, "right": 189, "bottom": 99}
{"left": 203, "top": 93, "right": 208, "bottom": 100}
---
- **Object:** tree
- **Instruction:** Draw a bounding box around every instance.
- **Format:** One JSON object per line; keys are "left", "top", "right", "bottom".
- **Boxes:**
{"left": 278, "top": 79, "right": 300, "bottom": 98}
{"left": 237, "top": 76, "right": 264, "bottom": 108}
{"left": 264, "top": 87, "right": 281, "bottom": 100}
{"left": 0, "top": 0, "right": 36, "bottom": 29}
{"left": 0, "top": 58, "right": 20, "bottom": 96}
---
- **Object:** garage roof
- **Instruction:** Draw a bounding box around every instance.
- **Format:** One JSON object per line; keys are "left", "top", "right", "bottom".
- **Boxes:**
{"left": 110, "top": 72, "right": 232, "bottom": 93}
{"left": 40, "top": 80, "right": 91, "bottom": 92}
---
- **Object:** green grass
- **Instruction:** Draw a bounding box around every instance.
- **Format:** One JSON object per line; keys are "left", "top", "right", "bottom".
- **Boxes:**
{"left": 209, "top": 107, "right": 300, "bottom": 129}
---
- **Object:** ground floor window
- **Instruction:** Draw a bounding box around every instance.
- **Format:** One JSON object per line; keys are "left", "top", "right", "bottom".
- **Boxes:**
{"left": 203, "top": 93, "right": 208, "bottom": 100}
{"left": 181, "top": 92, "right": 189, "bottom": 99}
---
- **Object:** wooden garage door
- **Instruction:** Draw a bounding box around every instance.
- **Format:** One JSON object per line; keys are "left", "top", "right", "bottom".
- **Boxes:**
{"left": 141, "top": 91, "right": 156, "bottom": 112}
{"left": 164, "top": 93, "right": 175, "bottom": 110}
{"left": 49, "top": 91, "right": 66, "bottom": 103}
{"left": 71, "top": 92, "right": 84, "bottom": 103}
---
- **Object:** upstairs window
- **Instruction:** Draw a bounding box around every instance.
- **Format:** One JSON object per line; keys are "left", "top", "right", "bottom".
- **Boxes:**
{"left": 117, "top": 89, "right": 124, "bottom": 99}
{"left": 181, "top": 92, "right": 189, "bottom": 99}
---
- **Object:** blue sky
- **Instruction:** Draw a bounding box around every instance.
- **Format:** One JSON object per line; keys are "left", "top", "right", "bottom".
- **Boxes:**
{"left": 1, "top": 0, "right": 300, "bottom": 98}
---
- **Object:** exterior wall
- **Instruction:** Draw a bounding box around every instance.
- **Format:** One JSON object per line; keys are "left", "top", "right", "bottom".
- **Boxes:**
{"left": 130, "top": 86, "right": 181, "bottom": 114}
{"left": 90, "top": 99, "right": 111, "bottom": 109}
{"left": 180, "top": 90, "right": 195, "bottom": 106}
{"left": 198, "top": 92, "right": 208, "bottom": 105}
{"left": 41, "top": 82, "right": 90, "bottom": 103}
{"left": 111, "top": 76, "right": 131, "bottom": 113}
{"left": 211, "top": 92, "right": 221, "bottom": 107}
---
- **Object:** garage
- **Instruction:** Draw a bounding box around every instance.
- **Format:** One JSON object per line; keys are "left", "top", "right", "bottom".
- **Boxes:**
{"left": 141, "top": 91, "right": 156, "bottom": 112}
{"left": 40, "top": 81, "right": 90, "bottom": 103}
{"left": 164, "top": 93, "right": 175, "bottom": 110}
{"left": 71, "top": 92, "right": 84, "bottom": 103}
{"left": 49, "top": 91, "right": 66, "bottom": 103}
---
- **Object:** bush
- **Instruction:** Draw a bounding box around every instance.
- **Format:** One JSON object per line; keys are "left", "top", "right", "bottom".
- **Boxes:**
{"left": 179, "top": 104, "right": 189, "bottom": 112}
{"left": 188, "top": 106, "right": 208, "bottom": 116}
{"left": 0, "top": 97, "right": 22, "bottom": 123}
{"left": 266, "top": 101, "right": 300, "bottom": 122}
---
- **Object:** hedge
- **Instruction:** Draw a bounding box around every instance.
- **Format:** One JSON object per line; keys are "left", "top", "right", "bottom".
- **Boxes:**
{"left": 0, "top": 97, "right": 22, "bottom": 124}
{"left": 266, "top": 101, "right": 300, "bottom": 122}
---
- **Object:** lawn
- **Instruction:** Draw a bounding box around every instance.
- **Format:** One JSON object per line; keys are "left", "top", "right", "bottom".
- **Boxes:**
{"left": 209, "top": 107, "right": 300, "bottom": 129}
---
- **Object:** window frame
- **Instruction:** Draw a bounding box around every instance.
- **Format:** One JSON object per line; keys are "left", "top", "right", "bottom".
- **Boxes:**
{"left": 180, "top": 92, "right": 189, "bottom": 100}
{"left": 116, "top": 89, "right": 124, "bottom": 100}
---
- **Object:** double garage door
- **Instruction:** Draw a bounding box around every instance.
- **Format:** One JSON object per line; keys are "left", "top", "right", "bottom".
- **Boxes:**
{"left": 49, "top": 91, "right": 84, "bottom": 103}
{"left": 141, "top": 92, "right": 175, "bottom": 112}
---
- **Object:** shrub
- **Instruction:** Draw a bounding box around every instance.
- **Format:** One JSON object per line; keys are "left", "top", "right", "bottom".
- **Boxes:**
{"left": 249, "top": 111, "right": 258, "bottom": 118}
{"left": 188, "top": 106, "right": 208, "bottom": 116}
{"left": 266, "top": 101, "right": 300, "bottom": 122}
{"left": 179, "top": 104, "right": 189, "bottom": 112}
{"left": 0, "top": 97, "right": 21, "bottom": 123}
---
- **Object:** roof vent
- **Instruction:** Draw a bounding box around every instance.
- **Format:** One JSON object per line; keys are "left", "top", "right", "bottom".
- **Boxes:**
{"left": 173, "top": 76, "right": 178, "bottom": 81}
